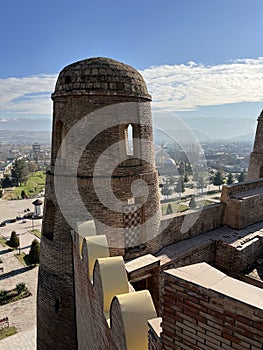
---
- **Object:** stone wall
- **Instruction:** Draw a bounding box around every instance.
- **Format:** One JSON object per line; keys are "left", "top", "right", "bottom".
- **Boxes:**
{"left": 215, "top": 235, "right": 263, "bottom": 276}
{"left": 148, "top": 318, "right": 162, "bottom": 350}
{"left": 158, "top": 263, "right": 263, "bottom": 350}
{"left": 221, "top": 180, "right": 263, "bottom": 229}
{"left": 73, "top": 233, "right": 118, "bottom": 350}
{"left": 144, "top": 203, "right": 224, "bottom": 256}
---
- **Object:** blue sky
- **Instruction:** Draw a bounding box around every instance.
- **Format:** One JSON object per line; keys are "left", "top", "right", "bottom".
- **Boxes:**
{"left": 0, "top": 0, "right": 263, "bottom": 138}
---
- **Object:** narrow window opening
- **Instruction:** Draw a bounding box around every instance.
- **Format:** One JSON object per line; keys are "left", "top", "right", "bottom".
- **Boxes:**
{"left": 126, "top": 124, "right": 134, "bottom": 156}
{"left": 56, "top": 120, "right": 66, "bottom": 159}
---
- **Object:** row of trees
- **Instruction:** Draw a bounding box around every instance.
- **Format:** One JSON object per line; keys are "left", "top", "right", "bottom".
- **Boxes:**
{"left": 161, "top": 170, "right": 247, "bottom": 198}
{"left": 1, "top": 159, "right": 39, "bottom": 189}
{"left": 213, "top": 170, "right": 246, "bottom": 190}
{"left": 8, "top": 231, "right": 40, "bottom": 265}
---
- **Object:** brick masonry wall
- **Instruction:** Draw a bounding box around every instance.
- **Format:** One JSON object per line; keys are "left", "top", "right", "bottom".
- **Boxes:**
{"left": 148, "top": 318, "right": 162, "bottom": 350}
{"left": 221, "top": 178, "right": 263, "bottom": 198}
{"left": 215, "top": 237, "right": 263, "bottom": 277}
{"left": 221, "top": 179, "right": 263, "bottom": 229}
{"left": 161, "top": 270, "right": 263, "bottom": 350}
{"left": 73, "top": 233, "right": 119, "bottom": 350}
{"left": 156, "top": 204, "right": 224, "bottom": 252}
{"left": 37, "top": 174, "right": 78, "bottom": 350}
{"left": 148, "top": 330, "right": 162, "bottom": 350}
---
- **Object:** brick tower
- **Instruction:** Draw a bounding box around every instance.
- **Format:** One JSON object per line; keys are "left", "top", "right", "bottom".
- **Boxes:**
{"left": 248, "top": 110, "right": 263, "bottom": 180}
{"left": 37, "top": 58, "right": 160, "bottom": 349}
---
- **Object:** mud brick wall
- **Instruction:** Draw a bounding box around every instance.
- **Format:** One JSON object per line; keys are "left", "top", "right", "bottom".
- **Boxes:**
{"left": 215, "top": 236, "right": 263, "bottom": 276}
{"left": 221, "top": 178, "right": 263, "bottom": 197}
{"left": 160, "top": 269, "right": 263, "bottom": 350}
{"left": 150, "top": 203, "right": 224, "bottom": 253}
{"left": 73, "top": 234, "right": 119, "bottom": 350}
{"left": 221, "top": 180, "right": 263, "bottom": 229}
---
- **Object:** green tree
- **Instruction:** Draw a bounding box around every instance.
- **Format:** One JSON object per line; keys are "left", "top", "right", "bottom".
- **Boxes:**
{"left": 189, "top": 195, "right": 196, "bottom": 209}
{"left": 161, "top": 185, "right": 172, "bottom": 199}
{"left": 227, "top": 173, "right": 234, "bottom": 185}
{"left": 16, "top": 282, "right": 26, "bottom": 294}
{"left": 238, "top": 171, "right": 246, "bottom": 183}
{"left": 166, "top": 203, "right": 173, "bottom": 215}
{"left": 175, "top": 177, "right": 185, "bottom": 194}
{"left": 28, "top": 239, "right": 40, "bottom": 265}
{"left": 184, "top": 173, "right": 189, "bottom": 183}
{"left": 8, "top": 231, "right": 20, "bottom": 249}
{"left": 1, "top": 175, "right": 12, "bottom": 188}
{"left": 213, "top": 171, "right": 224, "bottom": 191}
{"left": 11, "top": 159, "right": 29, "bottom": 186}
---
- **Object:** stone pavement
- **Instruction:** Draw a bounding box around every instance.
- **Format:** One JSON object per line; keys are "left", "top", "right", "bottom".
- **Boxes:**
{"left": 0, "top": 328, "right": 36, "bottom": 350}
{"left": 0, "top": 198, "right": 41, "bottom": 349}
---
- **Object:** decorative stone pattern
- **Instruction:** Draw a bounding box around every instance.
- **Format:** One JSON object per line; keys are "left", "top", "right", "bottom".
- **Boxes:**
{"left": 123, "top": 204, "right": 142, "bottom": 247}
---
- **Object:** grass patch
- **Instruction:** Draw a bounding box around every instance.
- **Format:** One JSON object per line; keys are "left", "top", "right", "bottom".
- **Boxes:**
{"left": 0, "top": 237, "right": 8, "bottom": 247}
{"left": 196, "top": 200, "right": 215, "bottom": 207}
{"left": 15, "top": 252, "right": 38, "bottom": 267}
{"left": 0, "top": 285, "right": 31, "bottom": 306}
{"left": 0, "top": 326, "right": 17, "bottom": 340}
{"left": 161, "top": 202, "right": 189, "bottom": 216}
{"left": 29, "top": 229, "right": 41, "bottom": 239}
{"left": 13, "top": 171, "right": 46, "bottom": 199}
{"left": 15, "top": 252, "right": 29, "bottom": 266}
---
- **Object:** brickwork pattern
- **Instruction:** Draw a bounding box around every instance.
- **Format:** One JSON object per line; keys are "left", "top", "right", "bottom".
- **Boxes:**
{"left": 160, "top": 270, "right": 263, "bottom": 350}
{"left": 221, "top": 180, "right": 263, "bottom": 228}
{"left": 53, "top": 57, "right": 151, "bottom": 99}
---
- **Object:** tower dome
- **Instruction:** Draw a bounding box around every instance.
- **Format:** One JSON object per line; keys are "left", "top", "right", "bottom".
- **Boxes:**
{"left": 53, "top": 57, "right": 151, "bottom": 99}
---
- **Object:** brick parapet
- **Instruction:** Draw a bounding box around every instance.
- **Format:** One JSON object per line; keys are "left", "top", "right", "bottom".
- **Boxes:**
{"left": 221, "top": 178, "right": 263, "bottom": 198}
{"left": 160, "top": 265, "right": 263, "bottom": 350}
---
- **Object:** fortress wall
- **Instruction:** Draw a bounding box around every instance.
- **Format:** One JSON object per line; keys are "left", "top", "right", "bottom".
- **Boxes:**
{"left": 148, "top": 318, "right": 162, "bottom": 350}
{"left": 221, "top": 180, "right": 263, "bottom": 229}
{"left": 72, "top": 233, "right": 118, "bottom": 350}
{"left": 151, "top": 203, "right": 224, "bottom": 253}
{"left": 215, "top": 235, "right": 263, "bottom": 276}
{"left": 221, "top": 178, "right": 263, "bottom": 198}
{"left": 158, "top": 264, "right": 263, "bottom": 350}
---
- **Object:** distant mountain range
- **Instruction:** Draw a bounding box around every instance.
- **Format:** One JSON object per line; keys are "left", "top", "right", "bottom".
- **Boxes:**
{"left": 153, "top": 115, "right": 257, "bottom": 144}
{"left": 0, "top": 118, "right": 51, "bottom": 131}
{"left": 0, "top": 116, "right": 256, "bottom": 145}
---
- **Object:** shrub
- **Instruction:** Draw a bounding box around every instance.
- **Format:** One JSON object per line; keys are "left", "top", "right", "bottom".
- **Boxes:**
{"left": 28, "top": 239, "right": 40, "bottom": 265}
{"left": 0, "top": 290, "right": 8, "bottom": 298}
{"left": 16, "top": 283, "right": 26, "bottom": 294}
{"left": 8, "top": 231, "right": 19, "bottom": 249}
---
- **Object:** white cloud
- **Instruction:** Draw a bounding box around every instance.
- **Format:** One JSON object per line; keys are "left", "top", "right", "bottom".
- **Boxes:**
{"left": 0, "top": 74, "right": 57, "bottom": 116}
{"left": 0, "top": 57, "right": 263, "bottom": 118}
{"left": 141, "top": 57, "right": 263, "bottom": 111}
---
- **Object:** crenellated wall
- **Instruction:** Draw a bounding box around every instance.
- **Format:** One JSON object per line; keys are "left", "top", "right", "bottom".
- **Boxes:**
{"left": 72, "top": 231, "right": 157, "bottom": 350}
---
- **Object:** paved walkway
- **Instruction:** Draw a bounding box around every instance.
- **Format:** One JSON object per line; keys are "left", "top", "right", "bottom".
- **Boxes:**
{"left": 0, "top": 198, "right": 41, "bottom": 349}
{"left": 0, "top": 328, "right": 36, "bottom": 350}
